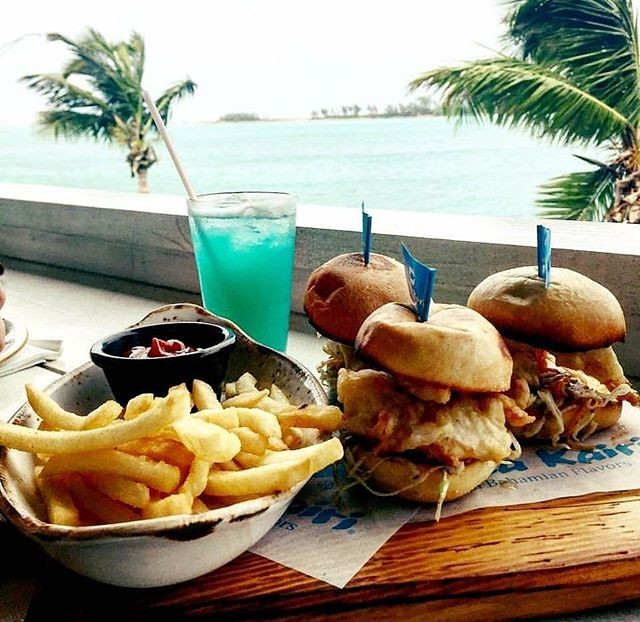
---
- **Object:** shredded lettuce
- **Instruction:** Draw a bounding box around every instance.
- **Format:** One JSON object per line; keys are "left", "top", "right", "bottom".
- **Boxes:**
{"left": 537, "top": 389, "right": 565, "bottom": 446}
{"left": 434, "top": 471, "right": 450, "bottom": 523}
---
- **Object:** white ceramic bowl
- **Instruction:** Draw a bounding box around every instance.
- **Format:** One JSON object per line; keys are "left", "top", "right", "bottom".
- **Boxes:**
{"left": 0, "top": 304, "right": 327, "bottom": 588}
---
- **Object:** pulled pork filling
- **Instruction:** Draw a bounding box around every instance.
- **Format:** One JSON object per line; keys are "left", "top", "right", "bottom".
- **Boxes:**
{"left": 506, "top": 341, "right": 640, "bottom": 445}
{"left": 336, "top": 368, "right": 525, "bottom": 467}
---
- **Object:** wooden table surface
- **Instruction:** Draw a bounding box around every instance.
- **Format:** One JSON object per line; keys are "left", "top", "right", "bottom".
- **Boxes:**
{"left": 2, "top": 263, "right": 640, "bottom": 622}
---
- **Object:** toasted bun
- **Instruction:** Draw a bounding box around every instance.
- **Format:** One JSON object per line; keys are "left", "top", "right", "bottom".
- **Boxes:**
{"left": 303, "top": 253, "right": 412, "bottom": 345}
{"left": 516, "top": 401, "right": 622, "bottom": 441}
{"left": 592, "top": 402, "right": 623, "bottom": 431}
{"left": 355, "top": 302, "right": 512, "bottom": 392}
{"left": 467, "top": 266, "right": 626, "bottom": 351}
{"left": 352, "top": 445, "right": 496, "bottom": 502}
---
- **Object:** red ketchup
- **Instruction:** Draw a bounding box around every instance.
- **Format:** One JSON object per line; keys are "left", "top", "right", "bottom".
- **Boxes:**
{"left": 127, "top": 337, "right": 196, "bottom": 359}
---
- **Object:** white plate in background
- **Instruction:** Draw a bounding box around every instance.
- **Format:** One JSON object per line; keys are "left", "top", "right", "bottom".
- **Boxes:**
{"left": 0, "top": 319, "right": 29, "bottom": 365}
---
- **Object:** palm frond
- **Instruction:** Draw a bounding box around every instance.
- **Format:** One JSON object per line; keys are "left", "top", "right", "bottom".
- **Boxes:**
{"left": 36, "top": 109, "right": 114, "bottom": 142}
{"left": 25, "top": 30, "right": 151, "bottom": 133}
{"left": 50, "top": 31, "right": 140, "bottom": 117}
{"left": 143, "top": 79, "right": 197, "bottom": 133}
{"left": 506, "top": 0, "right": 640, "bottom": 128}
{"left": 410, "top": 57, "right": 631, "bottom": 146}
{"left": 20, "top": 74, "right": 109, "bottom": 112}
{"left": 129, "top": 32, "right": 145, "bottom": 86}
{"left": 536, "top": 166, "right": 616, "bottom": 220}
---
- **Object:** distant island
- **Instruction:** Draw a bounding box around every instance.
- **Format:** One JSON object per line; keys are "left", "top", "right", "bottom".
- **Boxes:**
{"left": 215, "top": 96, "right": 442, "bottom": 123}
{"left": 217, "top": 112, "right": 261, "bottom": 122}
{"left": 310, "top": 96, "right": 442, "bottom": 119}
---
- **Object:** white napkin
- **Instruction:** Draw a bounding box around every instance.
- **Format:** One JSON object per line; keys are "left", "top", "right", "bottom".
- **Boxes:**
{"left": 0, "top": 339, "right": 63, "bottom": 378}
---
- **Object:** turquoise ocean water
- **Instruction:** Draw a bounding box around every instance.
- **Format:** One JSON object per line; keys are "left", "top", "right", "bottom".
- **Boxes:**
{"left": 0, "top": 117, "right": 596, "bottom": 218}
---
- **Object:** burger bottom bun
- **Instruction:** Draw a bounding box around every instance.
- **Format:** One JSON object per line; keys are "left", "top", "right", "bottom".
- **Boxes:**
{"left": 594, "top": 402, "right": 624, "bottom": 431}
{"left": 515, "top": 402, "right": 622, "bottom": 441}
{"left": 351, "top": 445, "right": 497, "bottom": 502}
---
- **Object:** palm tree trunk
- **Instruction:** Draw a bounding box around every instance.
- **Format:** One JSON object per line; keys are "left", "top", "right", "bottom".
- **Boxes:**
{"left": 607, "top": 171, "right": 640, "bottom": 223}
{"left": 137, "top": 170, "right": 149, "bottom": 193}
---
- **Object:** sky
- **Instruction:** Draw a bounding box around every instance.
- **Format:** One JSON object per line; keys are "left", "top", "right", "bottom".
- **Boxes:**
{"left": 0, "top": 0, "right": 505, "bottom": 127}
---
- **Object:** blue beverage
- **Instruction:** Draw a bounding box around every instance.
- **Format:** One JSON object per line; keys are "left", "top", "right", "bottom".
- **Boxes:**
{"left": 187, "top": 193, "right": 297, "bottom": 351}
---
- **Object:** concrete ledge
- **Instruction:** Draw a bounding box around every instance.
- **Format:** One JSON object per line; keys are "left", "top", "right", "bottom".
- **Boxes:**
{"left": 2, "top": 182, "right": 639, "bottom": 375}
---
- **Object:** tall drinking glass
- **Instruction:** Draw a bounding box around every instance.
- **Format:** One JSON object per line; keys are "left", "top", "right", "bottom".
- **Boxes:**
{"left": 187, "top": 192, "right": 297, "bottom": 351}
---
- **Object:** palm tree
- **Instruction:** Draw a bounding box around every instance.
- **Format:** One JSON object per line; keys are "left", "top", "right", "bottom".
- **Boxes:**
{"left": 21, "top": 29, "right": 196, "bottom": 193}
{"left": 410, "top": 0, "right": 640, "bottom": 223}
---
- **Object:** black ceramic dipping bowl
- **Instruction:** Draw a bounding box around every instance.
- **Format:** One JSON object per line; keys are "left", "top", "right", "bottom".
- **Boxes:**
{"left": 90, "top": 321, "right": 236, "bottom": 405}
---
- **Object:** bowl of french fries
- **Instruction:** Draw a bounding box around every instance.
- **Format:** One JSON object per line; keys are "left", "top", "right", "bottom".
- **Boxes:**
{"left": 0, "top": 304, "right": 344, "bottom": 588}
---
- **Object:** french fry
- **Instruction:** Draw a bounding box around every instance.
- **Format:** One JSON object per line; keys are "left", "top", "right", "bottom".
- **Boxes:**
{"left": 26, "top": 384, "right": 88, "bottom": 431}
{"left": 259, "top": 438, "right": 344, "bottom": 473}
{"left": 282, "top": 427, "right": 321, "bottom": 449}
{"left": 180, "top": 458, "right": 212, "bottom": 498}
{"left": 26, "top": 385, "right": 121, "bottom": 431}
{"left": 225, "top": 407, "right": 282, "bottom": 438}
{"left": 83, "top": 401, "right": 123, "bottom": 429}
{"left": 192, "top": 379, "right": 223, "bottom": 411}
{"left": 222, "top": 389, "right": 269, "bottom": 409}
{"left": 88, "top": 473, "right": 151, "bottom": 509}
{"left": 2, "top": 384, "right": 190, "bottom": 454}
{"left": 205, "top": 457, "right": 313, "bottom": 497}
{"left": 143, "top": 493, "right": 193, "bottom": 519}
{"left": 233, "top": 451, "right": 264, "bottom": 469}
{"left": 235, "top": 372, "right": 258, "bottom": 394}
{"left": 269, "top": 383, "right": 290, "bottom": 405}
{"left": 192, "top": 497, "right": 209, "bottom": 513}
{"left": 201, "top": 493, "right": 261, "bottom": 508}
{"left": 192, "top": 408, "right": 239, "bottom": 430}
{"left": 231, "top": 427, "right": 268, "bottom": 456}
{"left": 41, "top": 450, "right": 181, "bottom": 493}
{"left": 117, "top": 437, "right": 194, "bottom": 469}
{"left": 216, "top": 460, "right": 242, "bottom": 471}
{"left": 123, "top": 393, "right": 155, "bottom": 420}
{"left": 224, "top": 382, "right": 238, "bottom": 398}
{"left": 167, "top": 417, "right": 241, "bottom": 462}
{"left": 67, "top": 474, "right": 140, "bottom": 524}
{"left": 36, "top": 475, "right": 81, "bottom": 526}
{"left": 276, "top": 405, "right": 343, "bottom": 432}
{"left": 267, "top": 436, "right": 288, "bottom": 452}
{"left": 255, "top": 395, "right": 296, "bottom": 415}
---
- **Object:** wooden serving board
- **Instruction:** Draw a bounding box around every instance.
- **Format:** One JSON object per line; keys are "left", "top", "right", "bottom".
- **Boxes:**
{"left": 4, "top": 489, "right": 640, "bottom": 621}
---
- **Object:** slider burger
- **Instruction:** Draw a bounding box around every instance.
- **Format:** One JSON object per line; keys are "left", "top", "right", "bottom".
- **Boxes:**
{"left": 467, "top": 266, "right": 639, "bottom": 446}
{"left": 303, "top": 252, "right": 412, "bottom": 398}
{"left": 336, "top": 302, "right": 529, "bottom": 503}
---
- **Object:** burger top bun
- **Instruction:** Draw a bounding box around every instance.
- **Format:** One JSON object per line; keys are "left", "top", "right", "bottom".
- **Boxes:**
{"left": 467, "top": 266, "right": 626, "bottom": 352}
{"left": 355, "top": 302, "right": 513, "bottom": 392}
{"left": 303, "top": 252, "right": 412, "bottom": 345}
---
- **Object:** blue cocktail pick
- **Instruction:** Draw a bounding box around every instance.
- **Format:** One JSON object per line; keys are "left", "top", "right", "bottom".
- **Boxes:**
{"left": 537, "top": 224, "right": 551, "bottom": 288}
{"left": 361, "top": 202, "right": 372, "bottom": 266}
{"left": 401, "top": 242, "right": 436, "bottom": 322}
